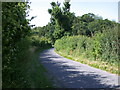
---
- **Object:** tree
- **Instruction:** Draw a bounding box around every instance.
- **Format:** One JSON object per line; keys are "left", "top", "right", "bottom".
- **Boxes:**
{"left": 2, "top": 2, "right": 31, "bottom": 87}
{"left": 48, "top": 1, "right": 75, "bottom": 42}
{"left": 80, "top": 13, "right": 95, "bottom": 23}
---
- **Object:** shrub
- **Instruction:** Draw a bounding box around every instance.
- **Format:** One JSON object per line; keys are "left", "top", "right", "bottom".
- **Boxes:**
{"left": 54, "top": 26, "right": 119, "bottom": 65}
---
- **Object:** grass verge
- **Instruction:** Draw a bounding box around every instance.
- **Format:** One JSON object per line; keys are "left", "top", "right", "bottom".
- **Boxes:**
{"left": 55, "top": 50, "right": 119, "bottom": 76}
{"left": 19, "top": 45, "right": 53, "bottom": 88}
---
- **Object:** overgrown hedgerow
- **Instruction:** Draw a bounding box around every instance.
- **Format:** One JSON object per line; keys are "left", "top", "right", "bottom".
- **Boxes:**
{"left": 54, "top": 26, "right": 119, "bottom": 74}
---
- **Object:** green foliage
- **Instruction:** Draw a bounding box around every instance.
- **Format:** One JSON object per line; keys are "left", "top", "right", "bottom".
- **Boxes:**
{"left": 3, "top": 38, "right": 31, "bottom": 88}
{"left": 31, "top": 24, "right": 54, "bottom": 45}
{"left": 55, "top": 26, "right": 119, "bottom": 66}
{"left": 63, "top": 2, "right": 70, "bottom": 12}
{"left": 2, "top": 2, "right": 35, "bottom": 88}
{"left": 47, "top": 1, "right": 75, "bottom": 43}
{"left": 3, "top": 37, "right": 53, "bottom": 88}
{"left": 46, "top": 1, "right": 117, "bottom": 45}
{"left": 3, "top": 12, "right": 52, "bottom": 88}
{"left": 30, "top": 0, "right": 120, "bottom": 75}
{"left": 26, "top": 46, "right": 52, "bottom": 88}
{"left": 80, "top": 13, "right": 95, "bottom": 23}
{"left": 2, "top": 2, "right": 50, "bottom": 88}
{"left": 55, "top": 36, "right": 87, "bottom": 56}
{"left": 71, "top": 13, "right": 117, "bottom": 37}
{"left": 30, "top": 36, "right": 51, "bottom": 47}
{"left": 50, "top": 2, "right": 57, "bottom": 7}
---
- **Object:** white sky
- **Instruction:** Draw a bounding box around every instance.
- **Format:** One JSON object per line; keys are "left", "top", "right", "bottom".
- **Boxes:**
{"left": 28, "top": 0, "right": 119, "bottom": 27}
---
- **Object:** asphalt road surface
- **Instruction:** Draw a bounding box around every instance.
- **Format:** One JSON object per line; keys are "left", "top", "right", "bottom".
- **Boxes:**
{"left": 39, "top": 48, "right": 120, "bottom": 88}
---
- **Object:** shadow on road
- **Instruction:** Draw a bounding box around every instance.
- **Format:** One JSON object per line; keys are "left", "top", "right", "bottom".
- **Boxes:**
{"left": 40, "top": 48, "right": 120, "bottom": 88}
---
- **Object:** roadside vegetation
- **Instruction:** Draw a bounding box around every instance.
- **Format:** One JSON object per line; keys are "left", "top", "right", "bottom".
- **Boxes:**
{"left": 33, "top": 1, "right": 119, "bottom": 75}
{"left": 2, "top": 2, "right": 52, "bottom": 88}
{"left": 2, "top": 0, "right": 119, "bottom": 88}
{"left": 54, "top": 26, "right": 119, "bottom": 75}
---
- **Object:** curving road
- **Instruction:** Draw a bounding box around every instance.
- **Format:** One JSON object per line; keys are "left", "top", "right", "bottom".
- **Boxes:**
{"left": 39, "top": 48, "right": 120, "bottom": 88}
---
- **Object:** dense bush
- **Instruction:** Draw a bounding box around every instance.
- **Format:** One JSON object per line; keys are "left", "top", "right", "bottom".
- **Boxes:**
{"left": 1, "top": 2, "right": 51, "bottom": 88}
{"left": 54, "top": 26, "right": 119, "bottom": 65}
{"left": 92, "top": 26, "right": 118, "bottom": 64}
{"left": 2, "top": 38, "right": 31, "bottom": 88}
{"left": 2, "top": 2, "right": 31, "bottom": 88}
{"left": 30, "top": 36, "right": 52, "bottom": 47}
{"left": 55, "top": 35, "right": 88, "bottom": 56}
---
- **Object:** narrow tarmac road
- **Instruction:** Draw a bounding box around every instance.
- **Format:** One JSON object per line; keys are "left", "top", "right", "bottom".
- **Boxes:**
{"left": 39, "top": 48, "right": 120, "bottom": 88}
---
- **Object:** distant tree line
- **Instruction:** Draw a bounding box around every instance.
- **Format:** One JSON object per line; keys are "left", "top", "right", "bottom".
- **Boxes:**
{"left": 32, "top": 1, "right": 118, "bottom": 45}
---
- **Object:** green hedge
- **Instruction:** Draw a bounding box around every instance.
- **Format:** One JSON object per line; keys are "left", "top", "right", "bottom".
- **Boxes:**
{"left": 2, "top": 38, "right": 31, "bottom": 88}
{"left": 30, "top": 36, "right": 52, "bottom": 47}
{"left": 54, "top": 26, "right": 118, "bottom": 65}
